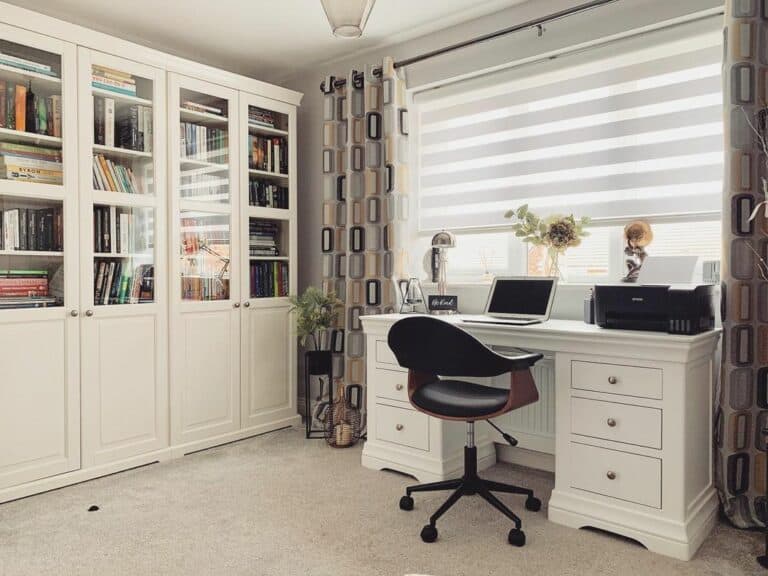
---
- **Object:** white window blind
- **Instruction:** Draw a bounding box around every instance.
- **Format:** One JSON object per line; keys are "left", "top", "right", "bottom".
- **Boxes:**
{"left": 415, "top": 16, "right": 724, "bottom": 232}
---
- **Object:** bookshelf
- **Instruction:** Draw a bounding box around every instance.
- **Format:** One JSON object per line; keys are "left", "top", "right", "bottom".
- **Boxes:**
{"left": 76, "top": 48, "right": 168, "bottom": 467}
{"left": 0, "top": 21, "right": 80, "bottom": 493}
{"left": 0, "top": 7, "right": 301, "bottom": 503}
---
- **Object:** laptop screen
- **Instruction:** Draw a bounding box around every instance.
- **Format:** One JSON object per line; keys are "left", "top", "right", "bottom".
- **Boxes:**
{"left": 486, "top": 278, "right": 556, "bottom": 317}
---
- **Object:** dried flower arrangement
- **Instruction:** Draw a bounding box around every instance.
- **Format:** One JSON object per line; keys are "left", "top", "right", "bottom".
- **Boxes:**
{"left": 504, "top": 205, "right": 590, "bottom": 277}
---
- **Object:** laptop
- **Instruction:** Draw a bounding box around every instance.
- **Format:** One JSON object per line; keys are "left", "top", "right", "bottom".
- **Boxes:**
{"left": 461, "top": 276, "right": 558, "bottom": 326}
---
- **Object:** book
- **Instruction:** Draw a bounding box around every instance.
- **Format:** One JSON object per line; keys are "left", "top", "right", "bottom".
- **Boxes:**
{"left": 104, "top": 97, "right": 115, "bottom": 147}
{"left": 14, "top": 84, "right": 26, "bottom": 132}
{"left": 94, "top": 96, "right": 105, "bottom": 145}
{"left": 0, "top": 52, "right": 54, "bottom": 75}
{"left": 0, "top": 206, "right": 63, "bottom": 251}
{"left": 6, "top": 81, "right": 14, "bottom": 129}
{"left": 182, "top": 101, "right": 223, "bottom": 116}
{"left": 49, "top": 95, "right": 62, "bottom": 138}
{"left": 0, "top": 82, "right": 5, "bottom": 129}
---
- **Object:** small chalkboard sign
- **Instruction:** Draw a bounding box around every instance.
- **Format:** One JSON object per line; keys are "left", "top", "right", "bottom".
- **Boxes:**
{"left": 428, "top": 295, "right": 458, "bottom": 313}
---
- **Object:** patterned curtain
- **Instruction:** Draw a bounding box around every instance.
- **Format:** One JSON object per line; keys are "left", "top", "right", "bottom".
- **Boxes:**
{"left": 320, "top": 57, "right": 410, "bottom": 423}
{"left": 717, "top": 1, "right": 768, "bottom": 528}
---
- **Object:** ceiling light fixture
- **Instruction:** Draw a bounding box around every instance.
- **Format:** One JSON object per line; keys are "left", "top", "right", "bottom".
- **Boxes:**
{"left": 320, "top": 0, "right": 376, "bottom": 39}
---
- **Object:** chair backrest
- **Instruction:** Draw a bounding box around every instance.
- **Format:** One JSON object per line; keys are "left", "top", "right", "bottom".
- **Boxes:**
{"left": 388, "top": 316, "right": 525, "bottom": 378}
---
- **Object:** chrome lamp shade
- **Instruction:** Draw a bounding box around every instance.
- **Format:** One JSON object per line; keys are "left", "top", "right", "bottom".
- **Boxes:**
{"left": 320, "top": 0, "right": 376, "bottom": 38}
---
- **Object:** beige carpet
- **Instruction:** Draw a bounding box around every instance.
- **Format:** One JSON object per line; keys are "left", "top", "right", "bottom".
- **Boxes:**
{"left": 0, "top": 428, "right": 763, "bottom": 575}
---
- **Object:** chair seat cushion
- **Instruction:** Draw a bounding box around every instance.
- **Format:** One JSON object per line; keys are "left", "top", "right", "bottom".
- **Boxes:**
{"left": 411, "top": 379, "right": 509, "bottom": 419}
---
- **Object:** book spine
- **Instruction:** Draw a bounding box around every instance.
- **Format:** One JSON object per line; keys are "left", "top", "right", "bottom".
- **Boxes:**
{"left": 0, "top": 52, "right": 52, "bottom": 72}
{"left": 14, "top": 84, "right": 26, "bottom": 132}
{"left": 104, "top": 97, "right": 114, "bottom": 147}
{"left": 50, "top": 95, "right": 61, "bottom": 138}
{"left": 0, "top": 82, "right": 5, "bottom": 129}
{"left": 94, "top": 96, "right": 104, "bottom": 145}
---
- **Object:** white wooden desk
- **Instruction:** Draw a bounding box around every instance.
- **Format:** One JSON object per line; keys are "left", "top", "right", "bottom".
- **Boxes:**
{"left": 360, "top": 314, "right": 720, "bottom": 561}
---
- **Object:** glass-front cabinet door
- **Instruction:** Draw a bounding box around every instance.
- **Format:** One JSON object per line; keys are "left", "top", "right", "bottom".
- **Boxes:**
{"left": 0, "top": 23, "right": 79, "bottom": 490}
{"left": 239, "top": 92, "right": 297, "bottom": 431}
{"left": 77, "top": 48, "right": 168, "bottom": 466}
{"left": 169, "top": 74, "right": 241, "bottom": 446}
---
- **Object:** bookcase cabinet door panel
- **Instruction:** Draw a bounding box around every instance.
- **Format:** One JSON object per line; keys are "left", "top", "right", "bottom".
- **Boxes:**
{"left": 81, "top": 310, "right": 167, "bottom": 465}
{"left": 241, "top": 303, "right": 295, "bottom": 428}
{"left": 173, "top": 308, "right": 241, "bottom": 445}
{"left": 0, "top": 313, "right": 79, "bottom": 489}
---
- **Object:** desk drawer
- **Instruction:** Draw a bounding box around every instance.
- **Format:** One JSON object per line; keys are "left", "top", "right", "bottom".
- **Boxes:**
{"left": 572, "top": 361, "right": 662, "bottom": 400}
{"left": 571, "top": 397, "right": 661, "bottom": 449}
{"left": 375, "top": 403, "right": 429, "bottom": 451}
{"left": 375, "top": 369, "right": 409, "bottom": 403}
{"left": 375, "top": 340, "right": 404, "bottom": 370}
{"left": 570, "top": 442, "right": 661, "bottom": 508}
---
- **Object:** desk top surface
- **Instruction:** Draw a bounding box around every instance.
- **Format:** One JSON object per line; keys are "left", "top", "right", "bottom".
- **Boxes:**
{"left": 360, "top": 313, "right": 721, "bottom": 346}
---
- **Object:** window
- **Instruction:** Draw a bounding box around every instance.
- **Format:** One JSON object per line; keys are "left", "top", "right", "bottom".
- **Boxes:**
{"left": 412, "top": 16, "right": 723, "bottom": 283}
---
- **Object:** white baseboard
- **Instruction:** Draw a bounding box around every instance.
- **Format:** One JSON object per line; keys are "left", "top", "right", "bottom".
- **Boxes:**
{"left": 495, "top": 444, "right": 555, "bottom": 473}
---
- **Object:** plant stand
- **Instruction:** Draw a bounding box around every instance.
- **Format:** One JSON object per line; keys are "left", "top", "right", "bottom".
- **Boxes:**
{"left": 304, "top": 350, "right": 333, "bottom": 439}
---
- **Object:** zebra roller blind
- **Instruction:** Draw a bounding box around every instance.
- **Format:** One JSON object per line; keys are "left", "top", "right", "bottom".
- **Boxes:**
{"left": 415, "top": 16, "right": 723, "bottom": 232}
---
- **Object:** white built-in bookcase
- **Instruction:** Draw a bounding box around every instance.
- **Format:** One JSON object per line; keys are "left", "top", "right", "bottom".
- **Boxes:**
{"left": 0, "top": 2, "right": 301, "bottom": 502}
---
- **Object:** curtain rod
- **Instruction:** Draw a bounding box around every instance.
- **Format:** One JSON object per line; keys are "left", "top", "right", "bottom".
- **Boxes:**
{"left": 320, "top": 0, "right": 621, "bottom": 93}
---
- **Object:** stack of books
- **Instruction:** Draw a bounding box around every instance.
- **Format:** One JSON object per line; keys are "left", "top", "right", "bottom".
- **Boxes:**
{"left": 0, "top": 270, "right": 56, "bottom": 309}
{"left": 94, "top": 261, "right": 153, "bottom": 305}
{"left": 1, "top": 206, "right": 63, "bottom": 251}
{"left": 250, "top": 261, "right": 288, "bottom": 298}
{"left": 182, "top": 101, "right": 224, "bottom": 117}
{"left": 0, "top": 82, "right": 62, "bottom": 137}
{"left": 0, "top": 52, "right": 58, "bottom": 78}
{"left": 248, "top": 107, "right": 275, "bottom": 128}
{"left": 249, "top": 179, "right": 288, "bottom": 209}
{"left": 0, "top": 142, "right": 62, "bottom": 185}
{"left": 249, "top": 220, "right": 280, "bottom": 257}
{"left": 93, "top": 205, "right": 151, "bottom": 254}
{"left": 92, "top": 66, "right": 136, "bottom": 97}
{"left": 249, "top": 135, "right": 287, "bottom": 174}
{"left": 180, "top": 171, "right": 228, "bottom": 202}
{"left": 92, "top": 154, "right": 142, "bottom": 194}
{"left": 180, "top": 122, "right": 227, "bottom": 163}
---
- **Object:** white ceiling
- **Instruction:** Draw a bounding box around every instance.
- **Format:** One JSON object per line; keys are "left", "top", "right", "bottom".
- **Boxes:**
{"left": 7, "top": 0, "right": 529, "bottom": 83}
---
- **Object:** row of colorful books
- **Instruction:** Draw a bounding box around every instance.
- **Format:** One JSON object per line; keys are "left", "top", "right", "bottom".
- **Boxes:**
{"left": 0, "top": 142, "right": 62, "bottom": 185}
{"left": 181, "top": 276, "right": 229, "bottom": 301}
{"left": 93, "top": 260, "right": 153, "bottom": 305}
{"left": 0, "top": 82, "right": 62, "bottom": 137}
{"left": 249, "top": 135, "right": 287, "bottom": 174}
{"left": 249, "top": 179, "right": 288, "bottom": 209}
{"left": 0, "top": 52, "right": 58, "bottom": 78}
{"left": 94, "top": 97, "right": 152, "bottom": 152}
{"left": 92, "top": 65, "right": 136, "bottom": 97}
{"left": 180, "top": 122, "right": 228, "bottom": 164}
{"left": 92, "top": 154, "right": 143, "bottom": 194}
{"left": 250, "top": 261, "right": 288, "bottom": 298}
{"left": 93, "top": 205, "right": 152, "bottom": 255}
{"left": 1, "top": 206, "right": 63, "bottom": 251}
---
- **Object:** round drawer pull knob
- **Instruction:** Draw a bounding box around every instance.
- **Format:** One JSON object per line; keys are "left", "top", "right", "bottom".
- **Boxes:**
{"left": 396, "top": 424, "right": 404, "bottom": 431}
{"left": 608, "top": 376, "right": 618, "bottom": 384}
{"left": 607, "top": 418, "right": 617, "bottom": 427}
{"left": 70, "top": 310, "right": 79, "bottom": 317}
{"left": 395, "top": 384, "right": 404, "bottom": 391}
{"left": 85, "top": 310, "right": 94, "bottom": 317}
{"left": 606, "top": 471, "right": 616, "bottom": 480}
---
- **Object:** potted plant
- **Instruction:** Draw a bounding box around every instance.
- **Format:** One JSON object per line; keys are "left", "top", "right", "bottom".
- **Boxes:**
{"left": 505, "top": 205, "right": 590, "bottom": 278}
{"left": 289, "top": 287, "right": 342, "bottom": 438}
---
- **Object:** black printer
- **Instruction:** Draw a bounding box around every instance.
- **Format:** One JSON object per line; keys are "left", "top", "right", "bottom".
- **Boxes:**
{"left": 593, "top": 284, "right": 716, "bottom": 335}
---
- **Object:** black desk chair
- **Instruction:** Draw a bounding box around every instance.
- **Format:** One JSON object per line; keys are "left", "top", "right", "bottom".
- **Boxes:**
{"left": 388, "top": 316, "right": 544, "bottom": 547}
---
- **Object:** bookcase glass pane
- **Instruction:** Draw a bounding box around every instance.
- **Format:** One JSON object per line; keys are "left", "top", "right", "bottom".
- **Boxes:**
{"left": 247, "top": 105, "right": 288, "bottom": 209}
{"left": 92, "top": 65, "right": 154, "bottom": 196}
{"left": 92, "top": 205, "right": 154, "bottom": 305}
{"left": 0, "top": 194, "right": 64, "bottom": 309}
{"left": 249, "top": 218, "right": 288, "bottom": 298}
{"left": 179, "top": 88, "right": 230, "bottom": 204}
{"left": 180, "top": 211, "right": 230, "bottom": 301}
{"left": 0, "top": 39, "right": 63, "bottom": 187}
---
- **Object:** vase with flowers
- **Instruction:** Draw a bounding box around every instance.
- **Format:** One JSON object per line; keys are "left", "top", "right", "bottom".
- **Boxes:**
{"left": 504, "top": 205, "right": 590, "bottom": 279}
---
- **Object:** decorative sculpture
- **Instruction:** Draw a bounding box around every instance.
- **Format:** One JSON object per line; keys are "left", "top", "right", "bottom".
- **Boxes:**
{"left": 622, "top": 220, "right": 653, "bottom": 283}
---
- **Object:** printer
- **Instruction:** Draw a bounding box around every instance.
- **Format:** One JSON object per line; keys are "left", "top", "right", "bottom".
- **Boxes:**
{"left": 593, "top": 284, "right": 716, "bottom": 335}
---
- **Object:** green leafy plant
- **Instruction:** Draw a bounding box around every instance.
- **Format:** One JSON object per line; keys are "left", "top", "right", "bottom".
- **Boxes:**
{"left": 289, "top": 287, "right": 342, "bottom": 350}
{"left": 504, "top": 205, "right": 590, "bottom": 276}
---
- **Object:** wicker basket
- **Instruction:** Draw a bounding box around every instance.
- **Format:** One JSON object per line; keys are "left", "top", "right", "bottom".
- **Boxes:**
{"left": 324, "top": 380, "right": 362, "bottom": 448}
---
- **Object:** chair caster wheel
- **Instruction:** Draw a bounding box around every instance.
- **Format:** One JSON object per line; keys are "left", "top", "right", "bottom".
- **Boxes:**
{"left": 525, "top": 496, "right": 541, "bottom": 512}
{"left": 420, "top": 524, "right": 438, "bottom": 543}
{"left": 399, "top": 495, "right": 414, "bottom": 511}
{"left": 508, "top": 528, "right": 526, "bottom": 547}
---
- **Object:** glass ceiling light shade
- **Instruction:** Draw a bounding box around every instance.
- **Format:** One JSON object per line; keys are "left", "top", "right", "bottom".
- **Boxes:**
{"left": 320, "top": 0, "right": 376, "bottom": 38}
